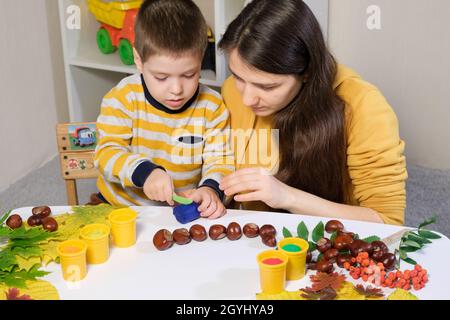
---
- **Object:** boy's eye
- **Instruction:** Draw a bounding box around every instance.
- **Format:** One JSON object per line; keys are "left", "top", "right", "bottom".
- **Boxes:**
{"left": 154, "top": 76, "right": 168, "bottom": 81}
{"left": 183, "top": 73, "right": 196, "bottom": 79}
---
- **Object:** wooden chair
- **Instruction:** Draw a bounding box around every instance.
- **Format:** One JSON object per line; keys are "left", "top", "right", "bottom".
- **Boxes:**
{"left": 56, "top": 122, "right": 99, "bottom": 205}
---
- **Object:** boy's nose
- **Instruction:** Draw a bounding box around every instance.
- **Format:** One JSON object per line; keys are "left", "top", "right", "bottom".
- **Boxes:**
{"left": 170, "top": 80, "right": 183, "bottom": 96}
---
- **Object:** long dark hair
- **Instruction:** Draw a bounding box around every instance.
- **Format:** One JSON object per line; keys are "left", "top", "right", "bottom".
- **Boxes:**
{"left": 219, "top": 0, "right": 348, "bottom": 203}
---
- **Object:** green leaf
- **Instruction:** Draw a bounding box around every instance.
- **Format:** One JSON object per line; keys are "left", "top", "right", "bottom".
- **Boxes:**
{"left": 330, "top": 231, "right": 338, "bottom": 243}
{"left": 282, "top": 227, "right": 293, "bottom": 238}
{"left": 418, "top": 230, "right": 441, "bottom": 239}
{"left": 362, "top": 235, "right": 381, "bottom": 243}
{"left": 308, "top": 241, "right": 317, "bottom": 252}
{"left": 353, "top": 234, "right": 360, "bottom": 240}
{"left": 312, "top": 222, "right": 324, "bottom": 242}
{"left": 400, "top": 246, "right": 421, "bottom": 253}
{"left": 399, "top": 250, "right": 408, "bottom": 260}
{"left": 407, "top": 233, "right": 432, "bottom": 245}
{"left": 402, "top": 240, "right": 422, "bottom": 249}
{"left": 297, "top": 222, "right": 309, "bottom": 241}
{"left": 317, "top": 253, "right": 323, "bottom": 262}
{"left": 401, "top": 257, "right": 417, "bottom": 265}
{"left": 418, "top": 215, "right": 437, "bottom": 230}
{"left": 0, "top": 210, "right": 12, "bottom": 225}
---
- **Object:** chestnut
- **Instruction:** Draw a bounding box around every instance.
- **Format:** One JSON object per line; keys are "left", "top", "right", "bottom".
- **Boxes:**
{"left": 209, "top": 224, "right": 227, "bottom": 240}
{"left": 189, "top": 224, "right": 207, "bottom": 241}
{"left": 325, "top": 220, "right": 344, "bottom": 233}
{"left": 42, "top": 217, "right": 58, "bottom": 232}
{"left": 371, "top": 241, "right": 389, "bottom": 261}
{"left": 259, "top": 224, "right": 276, "bottom": 238}
{"left": 380, "top": 252, "right": 396, "bottom": 270}
{"left": 306, "top": 251, "right": 312, "bottom": 263}
{"left": 336, "top": 254, "right": 353, "bottom": 268}
{"left": 226, "top": 222, "right": 242, "bottom": 241}
{"left": 261, "top": 235, "right": 277, "bottom": 247}
{"left": 337, "top": 231, "right": 356, "bottom": 239}
{"left": 243, "top": 223, "right": 259, "bottom": 238}
{"left": 153, "top": 229, "right": 174, "bottom": 251}
{"left": 6, "top": 214, "right": 22, "bottom": 229}
{"left": 316, "top": 259, "right": 334, "bottom": 273}
{"left": 27, "top": 215, "right": 41, "bottom": 227}
{"left": 333, "top": 234, "right": 354, "bottom": 250}
{"left": 316, "top": 237, "right": 332, "bottom": 253}
{"left": 348, "top": 239, "right": 372, "bottom": 257}
{"left": 172, "top": 228, "right": 191, "bottom": 245}
{"left": 323, "top": 248, "right": 339, "bottom": 263}
{"left": 32, "top": 206, "right": 51, "bottom": 218}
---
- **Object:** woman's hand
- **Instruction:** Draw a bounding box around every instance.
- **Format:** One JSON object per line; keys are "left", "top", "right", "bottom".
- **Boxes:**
{"left": 219, "top": 167, "right": 292, "bottom": 209}
{"left": 185, "top": 187, "right": 227, "bottom": 219}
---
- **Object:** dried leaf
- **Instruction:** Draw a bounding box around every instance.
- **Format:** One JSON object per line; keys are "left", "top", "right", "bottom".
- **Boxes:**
{"left": 6, "top": 288, "right": 33, "bottom": 300}
{"left": 354, "top": 284, "right": 385, "bottom": 298}
{"left": 335, "top": 282, "right": 366, "bottom": 300}
{"left": 300, "top": 287, "right": 337, "bottom": 300}
{"left": 256, "top": 290, "right": 307, "bottom": 300}
{"left": 310, "top": 272, "right": 346, "bottom": 292}
{"left": 387, "top": 289, "right": 419, "bottom": 300}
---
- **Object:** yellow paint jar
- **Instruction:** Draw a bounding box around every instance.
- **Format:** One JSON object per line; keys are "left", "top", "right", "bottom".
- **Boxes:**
{"left": 57, "top": 239, "right": 88, "bottom": 281}
{"left": 256, "top": 249, "right": 289, "bottom": 294}
{"left": 108, "top": 208, "right": 138, "bottom": 248}
{"left": 278, "top": 237, "right": 309, "bottom": 280}
{"left": 80, "top": 224, "right": 111, "bottom": 264}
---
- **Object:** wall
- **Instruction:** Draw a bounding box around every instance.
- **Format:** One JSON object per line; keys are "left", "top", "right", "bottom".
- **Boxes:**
{"left": 328, "top": 0, "right": 450, "bottom": 169}
{"left": 0, "top": 0, "right": 67, "bottom": 193}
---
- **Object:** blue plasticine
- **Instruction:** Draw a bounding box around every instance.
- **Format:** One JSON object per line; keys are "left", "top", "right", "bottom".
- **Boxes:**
{"left": 173, "top": 202, "right": 201, "bottom": 224}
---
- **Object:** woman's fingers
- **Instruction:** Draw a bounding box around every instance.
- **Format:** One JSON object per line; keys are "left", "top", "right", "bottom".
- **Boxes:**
{"left": 234, "top": 191, "right": 262, "bottom": 203}
{"left": 223, "top": 180, "right": 262, "bottom": 197}
{"left": 220, "top": 168, "right": 263, "bottom": 189}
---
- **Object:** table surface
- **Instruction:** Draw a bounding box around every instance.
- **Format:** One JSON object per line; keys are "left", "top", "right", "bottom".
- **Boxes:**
{"left": 11, "top": 206, "right": 450, "bottom": 300}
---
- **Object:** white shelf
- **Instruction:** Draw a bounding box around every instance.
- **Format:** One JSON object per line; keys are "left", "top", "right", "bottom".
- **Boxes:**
{"left": 58, "top": 0, "right": 246, "bottom": 122}
{"left": 58, "top": 0, "right": 328, "bottom": 122}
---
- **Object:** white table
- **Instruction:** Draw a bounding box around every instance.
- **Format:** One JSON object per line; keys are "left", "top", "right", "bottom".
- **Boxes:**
{"left": 11, "top": 206, "right": 450, "bottom": 300}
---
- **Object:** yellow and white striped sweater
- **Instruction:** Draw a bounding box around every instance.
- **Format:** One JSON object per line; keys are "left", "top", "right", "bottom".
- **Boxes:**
{"left": 95, "top": 74, "right": 234, "bottom": 206}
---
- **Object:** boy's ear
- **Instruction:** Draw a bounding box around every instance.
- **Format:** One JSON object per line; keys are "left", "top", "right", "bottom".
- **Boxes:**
{"left": 133, "top": 48, "right": 143, "bottom": 73}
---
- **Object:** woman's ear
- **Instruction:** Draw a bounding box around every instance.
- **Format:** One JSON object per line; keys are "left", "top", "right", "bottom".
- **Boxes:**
{"left": 133, "top": 48, "right": 143, "bottom": 73}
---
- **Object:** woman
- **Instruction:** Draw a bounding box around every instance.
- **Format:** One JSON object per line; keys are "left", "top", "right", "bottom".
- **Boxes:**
{"left": 218, "top": 0, "right": 407, "bottom": 225}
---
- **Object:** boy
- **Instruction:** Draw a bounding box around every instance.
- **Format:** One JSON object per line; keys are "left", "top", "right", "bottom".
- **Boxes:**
{"left": 94, "top": 0, "right": 234, "bottom": 219}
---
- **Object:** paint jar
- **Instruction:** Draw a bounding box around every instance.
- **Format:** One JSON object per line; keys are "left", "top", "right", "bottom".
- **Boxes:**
{"left": 256, "top": 249, "right": 289, "bottom": 294}
{"left": 109, "top": 208, "right": 137, "bottom": 248}
{"left": 57, "top": 239, "right": 88, "bottom": 281}
{"left": 80, "top": 224, "right": 110, "bottom": 264}
{"left": 278, "top": 237, "right": 309, "bottom": 280}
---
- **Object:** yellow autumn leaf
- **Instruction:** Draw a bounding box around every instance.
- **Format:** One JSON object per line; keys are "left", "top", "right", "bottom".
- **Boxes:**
{"left": 335, "top": 281, "right": 366, "bottom": 300}
{"left": 0, "top": 280, "right": 59, "bottom": 300}
{"left": 256, "top": 290, "right": 307, "bottom": 300}
{"left": 387, "top": 289, "right": 419, "bottom": 300}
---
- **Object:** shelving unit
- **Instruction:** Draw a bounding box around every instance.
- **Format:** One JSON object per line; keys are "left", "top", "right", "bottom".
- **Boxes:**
{"left": 58, "top": 0, "right": 328, "bottom": 122}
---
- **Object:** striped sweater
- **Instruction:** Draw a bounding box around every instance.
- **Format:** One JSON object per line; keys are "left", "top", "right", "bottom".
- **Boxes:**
{"left": 95, "top": 73, "right": 234, "bottom": 206}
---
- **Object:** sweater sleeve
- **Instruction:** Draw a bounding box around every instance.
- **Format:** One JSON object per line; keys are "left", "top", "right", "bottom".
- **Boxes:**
{"left": 199, "top": 102, "right": 235, "bottom": 198}
{"left": 94, "top": 87, "right": 163, "bottom": 189}
{"left": 346, "top": 88, "right": 408, "bottom": 225}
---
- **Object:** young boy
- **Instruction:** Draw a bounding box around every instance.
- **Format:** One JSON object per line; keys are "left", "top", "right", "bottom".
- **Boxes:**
{"left": 94, "top": 0, "right": 234, "bottom": 219}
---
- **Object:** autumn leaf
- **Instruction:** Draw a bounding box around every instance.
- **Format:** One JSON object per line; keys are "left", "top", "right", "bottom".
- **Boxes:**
{"left": 300, "top": 287, "right": 337, "bottom": 300}
{"left": 354, "top": 284, "right": 385, "bottom": 298}
{"left": 6, "top": 288, "right": 33, "bottom": 300}
{"left": 310, "top": 272, "right": 346, "bottom": 292}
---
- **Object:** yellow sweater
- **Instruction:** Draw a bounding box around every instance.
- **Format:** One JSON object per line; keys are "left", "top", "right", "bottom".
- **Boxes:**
{"left": 95, "top": 74, "right": 234, "bottom": 206}
{"left": 222, "top": 65, "right": 407, "bottom": 225}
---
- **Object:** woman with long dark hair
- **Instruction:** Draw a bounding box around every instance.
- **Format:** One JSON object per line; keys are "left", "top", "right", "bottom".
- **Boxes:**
{"left": 218, "top": 0, "right": 407, "bottom": 225}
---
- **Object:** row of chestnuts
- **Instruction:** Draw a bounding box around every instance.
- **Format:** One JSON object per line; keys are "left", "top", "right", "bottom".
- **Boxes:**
{"left": 5, "top": 206, "right": 58, "bottom": 232}
{"left": 153, "top": 222, "right": 277, "bottom": 251}
{"left": 311, "top": 220, "right": 395, "bottom": 273}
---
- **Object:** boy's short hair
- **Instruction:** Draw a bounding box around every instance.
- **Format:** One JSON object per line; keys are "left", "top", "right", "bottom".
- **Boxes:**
{"left": 135, "top": 0, "right": 208, "bottom": 61}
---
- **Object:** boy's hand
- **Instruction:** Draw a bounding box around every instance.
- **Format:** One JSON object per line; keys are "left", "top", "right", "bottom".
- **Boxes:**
{"left": 187, "top": 187, "right": 226, "bottom": 219}
{"left": 143, "top": 169, "right": 174, "bottom": 206}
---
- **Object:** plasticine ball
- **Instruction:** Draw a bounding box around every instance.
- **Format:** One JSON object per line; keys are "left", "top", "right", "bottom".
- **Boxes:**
{"left": 173, "top": 202, "right": 201, "bottom": 224}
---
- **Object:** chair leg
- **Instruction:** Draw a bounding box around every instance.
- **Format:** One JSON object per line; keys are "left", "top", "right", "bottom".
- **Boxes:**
{"left": 65, "top": 179, "right": 79, "bottom": 206}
